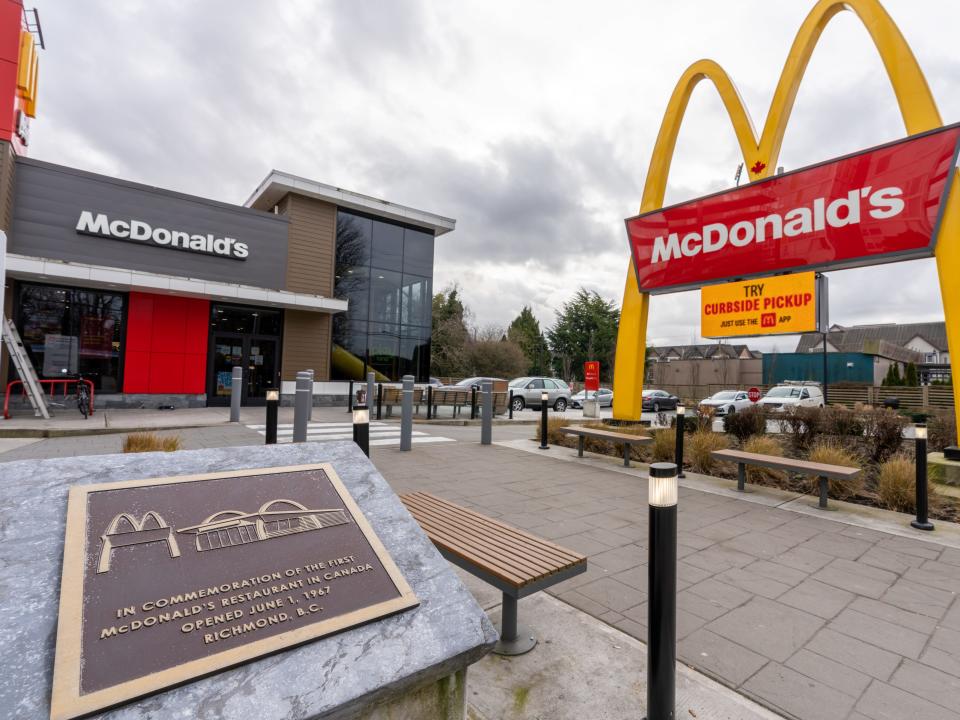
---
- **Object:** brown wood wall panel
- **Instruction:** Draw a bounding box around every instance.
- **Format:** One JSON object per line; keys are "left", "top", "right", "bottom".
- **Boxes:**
{"left": 0, "top": 141, "right": 15, "bottom": 232}
{"left": 280, "top": 194, "right": 336, "bottom": 296}
{"left": 281, "top": 310, "right": 331, "bottom": 381}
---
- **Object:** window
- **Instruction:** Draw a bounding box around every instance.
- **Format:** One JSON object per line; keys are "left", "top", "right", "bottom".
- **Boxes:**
{"left": 543, "top": 379, "right": 557, "bottom": 389}
{"left": 528, "top": 379, "right": 544, "bottom": 389}
{"left": 210, "top": 305, "right": 282, "bottom": 335}
{"left": 403, "top": 228, "right": 434, "bottom": 276}
{"left": 371, "top": 220, "right": 403, "bottom": 271}
{"left": 15, "top": 283, "right": 125, "bottom": 392}
{"left": 334, "top": 210, "right": 437, "bottom": 381}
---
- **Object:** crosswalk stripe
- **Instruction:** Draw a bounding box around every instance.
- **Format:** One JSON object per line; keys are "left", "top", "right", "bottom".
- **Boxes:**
{"left": 246, "top": 422, "right": 389, "bottom": 430}
{"left": 268, "top": 436, "right": 456, "bottom": 446}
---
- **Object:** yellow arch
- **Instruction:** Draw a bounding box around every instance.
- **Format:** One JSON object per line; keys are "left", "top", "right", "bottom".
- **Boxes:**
{"left": 614, "top": 0, "right": 959, "bottom": 431}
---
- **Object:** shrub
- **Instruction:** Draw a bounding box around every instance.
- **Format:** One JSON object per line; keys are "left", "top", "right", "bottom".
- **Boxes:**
{"left": 808, "top": 440, "right": 863, "bottom": 500}
{"left": 861, "top": 407, "right": 906, "bottom": 462}
{"left": 538, "top": 417, "right": 572, "bottom": 444}
{"left": 821, "top": 405, "right": 864, "bottom": 437}
{"left": 742, "top": 436, "right": 785, "bottom": 483}
{"left": 928, "top": 410, "right": 957, "bottom": 453}
{"left": 687, "top": 430, "right": 728, "bottom": 474}
{"left": 724, "top": 405, "right": 768, "bottom": 444}
{"left": 688, "top": 406, "right": 715, "bottom": 434}
{"left": 781, "top": 406, "right": 822, "bottom": 449}
{"left": 649, "top": 429, "right": 675, "bottom": 462}
{"left": 122, "top": 432, "right": 182, "bottom": 453}
{"left": 878, "top": 455, "right": 915, "bottom": 512}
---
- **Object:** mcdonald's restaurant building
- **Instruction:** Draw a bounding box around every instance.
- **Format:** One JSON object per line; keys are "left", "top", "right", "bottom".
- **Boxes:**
{"left": 0, "top": 2, "right": 454, "bottom": 410}
{"left": 0, "top": 155, "right": 454, "bottom": 408}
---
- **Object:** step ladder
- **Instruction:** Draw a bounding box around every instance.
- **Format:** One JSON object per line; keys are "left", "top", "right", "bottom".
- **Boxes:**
{"left": 2, "top": 316, "right": 50, "bottom": 419}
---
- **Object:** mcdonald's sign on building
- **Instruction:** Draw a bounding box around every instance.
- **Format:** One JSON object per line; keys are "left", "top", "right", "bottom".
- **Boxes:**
{"left": 612, "top": 0, "right": 960, "bottom": 434}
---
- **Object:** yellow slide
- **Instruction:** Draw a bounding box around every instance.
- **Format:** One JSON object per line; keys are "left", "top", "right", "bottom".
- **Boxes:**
{"left": 331, "top": 344, "right": 390, "bottom": 382}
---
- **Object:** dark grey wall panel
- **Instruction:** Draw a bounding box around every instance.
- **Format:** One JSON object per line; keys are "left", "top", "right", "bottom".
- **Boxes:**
{"left": 9, "top": 158, "right": 289, "bottom": 290}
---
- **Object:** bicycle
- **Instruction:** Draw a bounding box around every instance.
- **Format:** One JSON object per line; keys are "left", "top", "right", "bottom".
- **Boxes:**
{"left": 57, "top": 369, "right": 91, "bottom": 418}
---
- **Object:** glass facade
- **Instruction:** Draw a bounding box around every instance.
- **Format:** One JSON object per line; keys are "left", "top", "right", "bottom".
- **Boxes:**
{"left": 333, "top": 210, "right": 434, "bottom": 381}
{"left": 14, "top": 282, "right": 126, "bottom": 391}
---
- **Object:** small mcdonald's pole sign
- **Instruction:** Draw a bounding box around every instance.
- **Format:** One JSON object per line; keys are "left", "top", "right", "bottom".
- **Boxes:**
{"left": 701, "top": 271, "right": 821, "bottom": 338}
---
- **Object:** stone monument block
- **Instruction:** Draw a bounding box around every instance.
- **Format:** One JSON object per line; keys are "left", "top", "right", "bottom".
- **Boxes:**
{"left": 0, "top": 440, "right": 497, "bottom": 719}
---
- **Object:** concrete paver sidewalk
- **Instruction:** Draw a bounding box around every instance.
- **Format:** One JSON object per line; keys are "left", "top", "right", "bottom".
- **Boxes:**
{"left": 2, "top": 418, "right": 957, "bottom": 719}
{"left": 378, "top": 439, "right": 960, "bottom": 720}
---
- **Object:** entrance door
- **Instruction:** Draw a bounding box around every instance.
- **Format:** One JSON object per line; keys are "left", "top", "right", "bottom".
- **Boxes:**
{"left": 208, "top": 335, "right": 280, "bottom": 406}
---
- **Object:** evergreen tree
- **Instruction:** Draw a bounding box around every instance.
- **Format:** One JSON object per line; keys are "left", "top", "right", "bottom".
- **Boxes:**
{"left": 905, "top": 362, "right": 918, "bottom": 387}
{"left": 507, "top": 306, "right": 550, "bottom": 375}
{"left": 546, "top": 289, "right": 620, "bottom": 382}
{"left": 430, "top": 285, "right": 470, "bottom": 377}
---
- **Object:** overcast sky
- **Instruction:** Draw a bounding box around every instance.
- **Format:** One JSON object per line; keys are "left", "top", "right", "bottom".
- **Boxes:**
{"left": 27, "top": 0, "right": 960, "bottom": 352}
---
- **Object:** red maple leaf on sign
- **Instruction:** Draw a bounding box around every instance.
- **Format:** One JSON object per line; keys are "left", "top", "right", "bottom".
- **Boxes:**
{"left": 750, "top": 160, "right": 767, "bottom": 175}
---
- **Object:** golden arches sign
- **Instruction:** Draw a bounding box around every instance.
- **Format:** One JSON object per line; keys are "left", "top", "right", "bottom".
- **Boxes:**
{"left": 613, "top": 0, "right": 960, "bottom": 429}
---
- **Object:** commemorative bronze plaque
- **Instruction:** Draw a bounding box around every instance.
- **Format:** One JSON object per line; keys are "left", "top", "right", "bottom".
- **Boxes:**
{"left": 50, "top": 464, "right": 419, "bottom": 720}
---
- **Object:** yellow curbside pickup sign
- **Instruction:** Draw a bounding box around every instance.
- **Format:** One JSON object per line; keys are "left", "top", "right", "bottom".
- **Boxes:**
{"left": 701, "top": 272, "right": 818, "bottom": 338}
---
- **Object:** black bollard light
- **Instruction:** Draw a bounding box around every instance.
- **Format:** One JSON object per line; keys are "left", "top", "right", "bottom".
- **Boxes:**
{"left": 647, "top": 462, "right": 678, "bottom": 720}
{"left": 509, "top": 389, "right": 514, "bottom": 420}
{"left": 353, "top": 402, "right": 370, "bottom": 457}
{"left": 911, "top": 424, "right": 934, "bottom": 531}
{"left": 674, "top": 405, "right": 686, "bottom": 479}
{"left": 427, "top": 385, "right": 433, "bottom": 420}
{"left": 264, "top": 388, "right": 279, "bottom": 445}
{"left": 471, "top": 386, "right": 478, "bottom": 420}
{"left": 539, "top": 390, "right": 550, "bottom": 450}
{"left": 347, "top": 380, "right": 354, "bottom": 414}
{"left": 376, "top": 383, "right": 383, "bottom": 420}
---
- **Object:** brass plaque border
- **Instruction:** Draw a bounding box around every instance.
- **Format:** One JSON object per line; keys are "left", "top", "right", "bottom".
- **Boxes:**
{"left": 50, "top": 463, "right": 419, "bottom": 720}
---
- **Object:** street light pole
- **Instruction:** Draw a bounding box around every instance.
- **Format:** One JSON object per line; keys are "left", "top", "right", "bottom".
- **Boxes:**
{"left": 911, "top": 424, "right": 934, "bottom": 531}
{"left": 646, "top": 462, "right": 678, "bottom": 720}
{"left": 539, "top": 390, "right": 549, "bottom": 450}
{"left": 264, "top": 388, "right": 279, "bottom": 445}
{"left": 352, "top": 403, "right": 370, "bottom": 457}
{"left": 674, "top": 405, "right": 686, "bottom": 479}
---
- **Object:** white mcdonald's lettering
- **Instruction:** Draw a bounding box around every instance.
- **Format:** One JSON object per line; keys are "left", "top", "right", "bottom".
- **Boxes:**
{"left": 651, "top": 186, "right": 904, "bottom": 264}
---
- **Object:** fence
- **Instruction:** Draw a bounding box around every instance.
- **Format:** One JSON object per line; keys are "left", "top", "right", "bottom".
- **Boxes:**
{"left": 651, "top": 383, "right": 954, "bottom": 412}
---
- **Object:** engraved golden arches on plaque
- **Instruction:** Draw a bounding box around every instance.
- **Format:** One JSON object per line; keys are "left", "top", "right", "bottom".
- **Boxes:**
{"left": 97, "top": 511, "right": 181, "bottom": 574}
{"left": 176, "top": 497, "right": 352, "bottom": 552}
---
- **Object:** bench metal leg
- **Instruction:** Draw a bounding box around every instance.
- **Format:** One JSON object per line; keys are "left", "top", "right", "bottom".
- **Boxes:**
{"left": 578, "top": 436, "right": 584, "bottom": 458}
{"left": 494, "top": 593, "right": 536, "bottom": 656}
{"left": 818, "top": 476, "right": 829, "bottom": 509}
{"left": 737, "top": 463, "right": 746, "bottom": 492}
{"left": 623, "top": 443, "right": 631, "bottom": 467}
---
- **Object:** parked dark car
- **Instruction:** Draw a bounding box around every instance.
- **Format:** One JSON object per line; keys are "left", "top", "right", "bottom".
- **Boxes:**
{"left": 641, "top": 389, "right": 679, "bottom": 412}
{"left": 443, "top": 377, "right": 504, "bottom": 391}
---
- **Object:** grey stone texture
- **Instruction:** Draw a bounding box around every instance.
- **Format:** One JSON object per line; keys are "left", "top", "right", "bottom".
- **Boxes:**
{"left": 0, "top": 441, "right": 497, "bottom": 719}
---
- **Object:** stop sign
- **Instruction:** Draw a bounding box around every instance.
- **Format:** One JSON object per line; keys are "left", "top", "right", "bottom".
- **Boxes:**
{"left": 748, "top": 387, "right": 761, "bottom": 403}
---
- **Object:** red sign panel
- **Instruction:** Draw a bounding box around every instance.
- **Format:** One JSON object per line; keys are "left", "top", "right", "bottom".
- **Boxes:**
{"left": 626, "top": 125, "right": 960, "bottom": 294}
{"left": 583, "top": 361, "right": 600, "bottom": 391}
{"left": 747, "top": 387, "right": 761, "bottom": 403}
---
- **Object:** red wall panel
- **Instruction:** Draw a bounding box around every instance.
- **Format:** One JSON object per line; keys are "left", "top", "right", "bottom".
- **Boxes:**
{"left": 123, "top": 293, "right": 209, "bottom": 394}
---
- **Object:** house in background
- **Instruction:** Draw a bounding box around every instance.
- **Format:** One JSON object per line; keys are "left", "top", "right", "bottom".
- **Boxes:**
{"left": 789, "top": 322, "right": 950, "bottom": 385}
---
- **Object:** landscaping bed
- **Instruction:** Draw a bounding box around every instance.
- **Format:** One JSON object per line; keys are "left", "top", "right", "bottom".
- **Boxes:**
{"left": 536, "top": 405, "right": 959, "bottom": 523}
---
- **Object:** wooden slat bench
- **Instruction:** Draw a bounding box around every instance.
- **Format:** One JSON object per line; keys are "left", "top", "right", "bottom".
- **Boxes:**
{"left": 400, "top": 491, "right": 587, "bottom": 655}
{"left": 711, "top": 448, "right": 862, "bottom": 509}
{"left": 559, "top": 426, "right": 653, "bottom": 467}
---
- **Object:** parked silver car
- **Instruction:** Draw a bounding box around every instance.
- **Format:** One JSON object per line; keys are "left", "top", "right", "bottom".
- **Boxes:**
{"left": 571, "top": 387, "right": 613, "bottom": 408}
{"left": 508, "top": 377, "right": 572, "bottom": 412}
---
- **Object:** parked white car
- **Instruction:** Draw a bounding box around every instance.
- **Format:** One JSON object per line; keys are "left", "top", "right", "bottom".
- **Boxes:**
{"left": 757, "top": 383, "right": 824, "bottom": 411}
{"left": 699, "top": 390, "right": 752, "bottom": 416}
{"left": 571, "top": 388, "right": 613, "bottom": 409}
